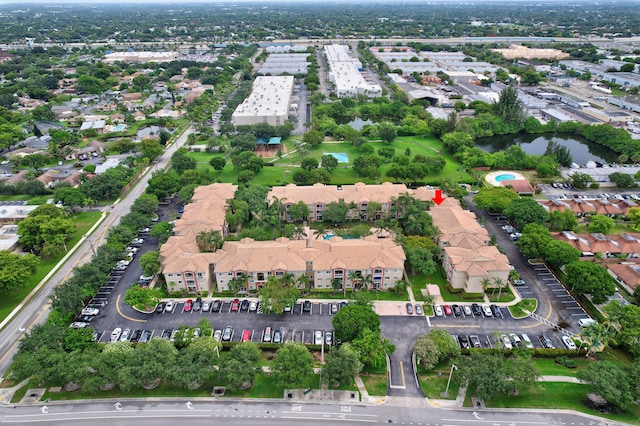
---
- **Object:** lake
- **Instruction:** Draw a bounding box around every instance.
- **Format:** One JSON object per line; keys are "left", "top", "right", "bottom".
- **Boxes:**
{"left": 346, "top": 118, "right": 374, "bottom": 131}
{"left": 475, "top": 133, "right": 619, "bottom": 165}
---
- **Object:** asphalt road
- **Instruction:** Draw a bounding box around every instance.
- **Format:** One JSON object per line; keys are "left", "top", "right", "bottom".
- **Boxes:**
{"left": 0, "top": 399, "right": 622, "bottom": 426}
{"left": 0, "top": 125, "right": 193, "bottom": 377}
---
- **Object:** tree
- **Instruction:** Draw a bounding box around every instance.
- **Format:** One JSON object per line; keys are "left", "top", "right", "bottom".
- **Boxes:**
{"left": 172, "top": 337, "right": 220, "bottom": 389}
{"left": 139, "top": 139, "right": 164, "bottom": 162}
{"left": 351, "top": 327, "right": 395, "bottom": 367}
{"left": 127, "top": 338, "right": 177, "bottom": 390}
{"left": 441, "top": 131, "right": 474, "bottom": 154}
{"left": 171, "top": 148, "right": 197, "bottom": 175}
{"left": 18, "top": 204, "right": 75, "bottom": 256}
{"left": 570, "top": 172, "right": 594, "bottom": 190}
{"left": 218, "top": 342, "right": 262, "bottom": 391}
{"left": 151, "top": 222, "right": 173, "bottom": 243}
{"left": 321, "top": 154, "right": 338, "bottom": 172}
{"left": 473, "top": 187, "right": 519, "bottom": 213}
{"left": 302, "top": 130, "right": 324, "bottom": 146}
{"left": 131, "top": 194, "right": 159, "bottom": 216}
{"left": 378, "top": 146, "right": 396, "bottom": 162}
{"left": 516, "top": 224, "right": 552, "bottom": 259}
{"left": 503, "top": 198, "right": 548, "bottom": 230}
{"left": 272, "top": 342, "right": 315, "bottom": 388}
{"left": 332, "top": 304, "right": 380, "bottom": 343}
{"left": 589, "top": 214, "right": 614, "bottom": 234}
{"left": 402, "top": 235, "right": 439, "bottom": 275}
{"left": 209, "top": 157, "right": 226, "bottom": 172}
{"left": 609, "top": 172, "right": 636, "bottom": 188}
{"left": 548, "top": 210, "right": 578, "bottom": 231}
{"left": 564, "top": 261, "right": 616, "bottom": 304}
{"left": 139, "top": 251, "right": 160, "bottom": 277}
{"left": 494, "top": 85, "right": 525, "bottom": 127}
{"left": 288, "top": 201, "right": 310, "bottom": 222}
{"left": 124, "top": 286, "right": 165, "bottom": 311}
{"left": 542, "top": 240, "right": 580, "bottom": 269}
{"left": 258, "top": 276, "right": 301, "bottom": 315}
{"left": 196, "top": 230, "right": 223, "bottom": 252}
{"left": 577, "top": 361, "right": 637, "bottom": 409}
{"left": 378, "top": 122, "right": 397, "bottom": 144}
{"left": 323, "top": 201, "right": 348, "bottom": 224}
{"left": 604, "top": 301, "right": 640, "bottom": 357}
{"left": 0, "top": 250, "right": 39, "bottom": 292}
{"left": 323, "top": 344, "right": 362, "bottom": 387}
{"left": 414, "top": 334, "right": 441, "bottom": 370}
{"left": 627, "top": 207, "right": 640, "bottom": 229}
{"left": 300, "top": 157, "right": 319, "bottom": 171}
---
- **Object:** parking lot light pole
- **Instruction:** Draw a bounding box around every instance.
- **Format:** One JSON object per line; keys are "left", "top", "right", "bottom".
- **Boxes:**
{"left": 444, "top": 363, "right": 458, "bottom": 396}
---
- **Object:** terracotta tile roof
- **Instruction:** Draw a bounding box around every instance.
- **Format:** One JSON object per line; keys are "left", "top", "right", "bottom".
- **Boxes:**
{"left": 553, "top": 231, "right": 640, "bottom": 255}
{"left": 500, "top": 179, "right": 535, "bottom": 194}
{"left": 172, "top": 183, "right": 237, "bottom": 237}
{"left": 606, "top": 262, "right": 640, "bottom": 290}
{"left": 444, "top": 245, "right": 511, "bottom": 276}
{"left": 430, "top": 204, "right": 488, "bottom": 248}
{"left": 539, "top": 198, "right": 636, "bottom": 216}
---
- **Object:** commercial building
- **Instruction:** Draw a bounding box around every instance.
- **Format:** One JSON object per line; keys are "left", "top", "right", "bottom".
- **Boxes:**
{"left": 103, "top": 51, "right": 178, "bottom": 64}
{"left": 259, "top": 53, "right": 310, "bottom": 75}
{"left": 492, "top": 44, "right": 569, "bottom": 60}
{"left": 231, "top": 76, "right": 294, "bottom": 126}
{"left": 324, "top": 44, "right": 381, "bottom": 98}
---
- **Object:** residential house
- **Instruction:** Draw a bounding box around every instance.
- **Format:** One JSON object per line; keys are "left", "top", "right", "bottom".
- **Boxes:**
{"left": 21, "top": 135, "right": 51, "bottom": 150}
{"left": 554, "top": 231, "right": 640, "bottom": 257}
{"left": 539, "top": 198, "right": 636, "bottom": 217}
{"left": 79, "top": 120, "right": 106, "bottom": 134}
{"left": 133, "top": 111, "right": 147, "bottom": 121}
{"left": 0, "top": 206, "right": 38, "bottom": 225}
{"left": 604, "top": 260, "right": 640, "bottom": 294}
{"left": 122, "top": 92, "right": 143, "bottom": 102}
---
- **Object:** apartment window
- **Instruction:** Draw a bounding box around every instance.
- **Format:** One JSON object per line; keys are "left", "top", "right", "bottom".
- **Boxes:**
{"left": 197, "top": 272, "right": 203, "bottom": 278}
{"left": 257, "top": 272, "right": 265, "bottom": 281}
{"left": 275, "top": 271, "right": 284, "bottom": 278}
{"left": 168, "top": 273, "right": 174, "bottom": 277}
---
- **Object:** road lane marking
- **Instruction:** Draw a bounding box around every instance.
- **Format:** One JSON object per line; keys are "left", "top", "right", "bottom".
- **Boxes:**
{"left": 115, "top": 294, "right": 146, "bottom": 322}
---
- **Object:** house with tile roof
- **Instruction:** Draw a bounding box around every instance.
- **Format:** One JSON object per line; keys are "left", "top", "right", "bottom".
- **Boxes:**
{"left": 553, "top": 231, "right": 640, "bottom": 257}
{"left": 539, "top": 198, "right": 636, "bottom": 217}
{"left": 430, "top": 197, "right": 511, "bottom": 294}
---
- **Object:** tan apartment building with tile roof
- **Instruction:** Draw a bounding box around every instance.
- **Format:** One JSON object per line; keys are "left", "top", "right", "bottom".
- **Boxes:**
{"left": 268, "top": 182, "right": 436, "bottom": 222}
{"left": 160, "top": 182, "right": 407, "bottom": 293}
{"left": 538, "top": 198, "right": 637, "bottom": 217}
{"left": 430, "top": 198, "right": 510, "bottom": 294}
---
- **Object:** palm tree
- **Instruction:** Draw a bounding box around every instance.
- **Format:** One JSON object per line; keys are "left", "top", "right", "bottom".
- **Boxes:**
{"left": 297, "top": 274, "right": 311, "bottom": 294}
{"left": 348, "top": 270, "right": 362, "bottom": 289}
{"left": 403, "top": 214, "right": 424, "bottom": 236}
{"left": 196, "top": 230, "right": 223, "bottom": 252}
{"left": 293, "top": 225, "right": 307, "bottom": 240}
{"left": 480, "top": 278, "right": 492, "bottom": 295}
{"left": 331, "top": 278, "right": 343, "bottom": 296}
{"left": 347, "top": 201, "right": 358, "bottom": 222}
{"left": 360, "top": 274, "right": 373, "bottom": 291}
{"left": 492, "top": 277, "right": 506, "bottom": 300}
{"left": 280, "top": 272, "right": 295, "bottom": 287}
{"left": 313, "top": 223, "right": 328, "bottom": 239}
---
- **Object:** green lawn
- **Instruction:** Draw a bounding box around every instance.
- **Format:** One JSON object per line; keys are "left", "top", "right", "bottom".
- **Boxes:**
{"left": 508, "top": 298, "right": 538, "bottom": 318}
{"left": 187, "top": 135, "right": 468, "bottom": 187}
{"left": 0, "top": 211, "right": 103, "bottom": 324}
{"left": 487, "top": 287, "right": 516, "bottom": 303}
{"left": 416, "top": 363, "right": 462, "bottom": 399}
{"left": 488, "top": 382, "right": 640, "bottom": 425}
{"left": 360, "top": 365, "right": 388, "bottom": 396}
{"left": 531, "top": 357, "right": 591, "bottom": 376}
{"left": 307, "top": 289, "right": 408, "bottom": 301}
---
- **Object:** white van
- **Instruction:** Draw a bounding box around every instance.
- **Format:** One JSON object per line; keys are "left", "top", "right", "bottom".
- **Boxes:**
{"left": 578, "top": 318, "right": 596, "bottom": 327}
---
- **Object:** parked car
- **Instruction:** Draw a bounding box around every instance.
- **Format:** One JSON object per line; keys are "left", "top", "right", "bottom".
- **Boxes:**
{"left": 70, "top": 321, "right": 89, "bottom": 329}
{"left": 443, "top": 305, "right": 453, "bottom": 316}
{"left": 170, "top": 329, "right": 179, "bottom": 342}
{"left": 325, "top": 331, "right": 333, "bottom": 345}
{"left": 314, "top": 330, "right": 323, "bottom": 345}
{"left": 130, "top": 329, "right": 142, "bottom": 343}
{"left": 500, "top": 334, "right": 513, "bottom": 349}
{"left": 140, "top": 330, "right": 152, "bottom": 343}
{"left": 273, "top": 329, "right": 282, "bottom": 344}
{"left": 81, "top": 307, "right": 100, "bottom": 316}
{"left": 521, "top": 333, "right": 534, "bottom": 349}
{"left": 458, "top": 335, "right": 470, "bottom": 348}
{"left": 490, "top": 304, "right": 502, "bottom": 318}
{"left": 110, "top": 328, "right": 122, "bottom": 342}
{"left": 561, "top": 335, "right": 577, "bottom": 350}
{"left": 164, "top": 300, "right": 175, "bottom": 313}
{"left": 463, "top": 305, "right": 473, "bottom": 316}
{"left": 240, "top": 299, "right": 249, "bottom": 311}
{"left": 249, "top": 301, "right": 258, "bottom": 312}
{"left": 212, "top": 300, "right": 222, "bottom": 312}
{"left": 184, "top": 299, "right": 193, "bottom": 312}
{"left": 539, "top": 334, "right": 555, "bottom": 349}
{"left": 231, "top": 299, "right": 240, "bottom": 312}
{"left": 222, "top": 326, "right": 233, "bottom": 341}
{"left": 434, "top": 304, "right": 444, "bottom": 317}
{"left": 193, "top": 297, "right": 202, "bottom": 312}
{"left": 192, "top": 328, "right": 202, "bottom": 338}
{"left": 406, "top": 303, "right": 413, "bottom": 315}
{"left": 201, "top": 301, "right": 211, "bottom": 313}
{"left": 513, "top": 279, "right": 526, "bottom": 286}
{"left": 303, "top": 300, "right": 312, "bottom": 312}
{"left": 155, "top": 302, "right": 165, "bottom": 313}
{"left": 469, "top": 335, "right": 482, "bottom": 348}
{"left": 120, "top": 329, "right": 131, "bottom": 342}
{"left": 161, "top": 329, "right": 172, "bottom": 339}
{"left": 509, "top": 333, "right": 522, "bottom": 347}
{"left": 482, "top": 304, "right": 493, "bottom": 317}
{"left": 263, "top": 327, "right": 272, "bottom": 342}
{"left": 452, "top": 304, "right": 462, "bottom": 317}
{"left": 471, "top": 303, "right": 482, "bottom": 316}
{"left": 213, "top": 330, "right": 222, "bottom": 342}
{"left": 415, "top": 304, "right": 423, "bottom": 315}
{"left": 331, "top": 303, "right": 338, "bottom": 314}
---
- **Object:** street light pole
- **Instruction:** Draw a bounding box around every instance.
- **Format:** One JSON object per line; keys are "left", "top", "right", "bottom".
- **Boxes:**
{"left": 444, "top": 363, "right": 458, "bottom": 396}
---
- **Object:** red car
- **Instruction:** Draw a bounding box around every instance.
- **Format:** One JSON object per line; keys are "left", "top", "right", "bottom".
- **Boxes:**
{"left": 184, "top": 299, "right": 193, "bottom": 312}
{"left": 231, "top": 298, "right": 240, "bottom": 312}
{"left": 443, "top": 304, "right": 453, "bottom": 316}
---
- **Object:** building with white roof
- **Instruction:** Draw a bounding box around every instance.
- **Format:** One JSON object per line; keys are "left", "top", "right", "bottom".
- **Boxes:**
{"left": 103, "top": 51, "right": 178, "bottom": 64}
{"left": 324, "top": 44, "right": 382, "bottom": 98}
{"left": 231, "top": 76, "right": 294, "bottom": 126}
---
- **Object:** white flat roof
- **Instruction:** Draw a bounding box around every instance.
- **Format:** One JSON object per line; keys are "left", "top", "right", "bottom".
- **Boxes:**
{"left": 232, "top": 76, "right": 294, "bottom": 119}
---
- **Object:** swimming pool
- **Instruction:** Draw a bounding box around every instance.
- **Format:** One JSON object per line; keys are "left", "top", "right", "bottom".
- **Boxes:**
{"left": 113, "top": 124, "right": 126, "bottom": 132}
{"left": 327, "top": 153, "right": 349, "bottom": 163}
{"left": 495, "top": 173, "right": 515, "bottom": 182}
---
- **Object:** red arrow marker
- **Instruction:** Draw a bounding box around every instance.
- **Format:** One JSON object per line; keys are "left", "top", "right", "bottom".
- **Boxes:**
{"left": 432, "top": 189, "right": 446, "bottom": 205}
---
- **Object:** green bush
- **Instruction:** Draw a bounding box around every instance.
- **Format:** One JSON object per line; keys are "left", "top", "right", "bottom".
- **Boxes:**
{"left": 554, "top": 355, "right": 577, "bottom": 368}
{"left": 200, "top": 290, "right": 209, "bottom": 298}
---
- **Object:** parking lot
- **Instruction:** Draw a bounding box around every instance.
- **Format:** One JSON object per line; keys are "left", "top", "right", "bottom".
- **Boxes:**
{"left": 448, "top": 330, "right": 577, "bottom": 350}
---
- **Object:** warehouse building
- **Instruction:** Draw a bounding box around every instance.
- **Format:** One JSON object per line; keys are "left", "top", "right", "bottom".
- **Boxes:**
{"left": 324, "top": 44, "right": 381, "bottom": 98}
{"left": 103, "top": 51, "right": 178, "bottom": 64}
{"left": 259, "top": 53, "right": 310, "bottom": 75}
{"left": 231, "top": 76, "right": 294, "bottom": 126}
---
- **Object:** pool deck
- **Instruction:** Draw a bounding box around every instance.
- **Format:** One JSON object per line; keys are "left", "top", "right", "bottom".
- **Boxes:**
{"left": 485, "top": 170, "right": 526, "bottom": 186}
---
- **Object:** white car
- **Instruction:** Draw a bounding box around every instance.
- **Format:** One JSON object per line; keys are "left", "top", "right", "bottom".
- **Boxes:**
{"left": 249, "top": 301, "right": 258, "bottom": 312}
{"left": 81, "top": 307, "right": 99, "bottom": 316}
{"left": 520, "top": 333, "right": 534, "bottom": 349}
{"left": 120, "top": 328, "right": 131, "bottom": 341}
{"left": 314, "top": 330, "right": 323, "bottom": 345}
{"left": 482, "top": 304, "right": 493, "bottom": 317}
{"left": 110, "top": 328, "right": 122, "bottom": 343}
{"left": 213, "top": 330, "right": 222, "bottom": 342}
{"left": 434, "top": 304, "right": 444, "bottom": 317}
{"left": 561, "top": 335, "right": 577, "bottom": 350}
{"left": 164, "top": 300, "right": 176, "bottom": 312}
{"left": 500, "top": 334, "right": 513, "bottom": 350}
